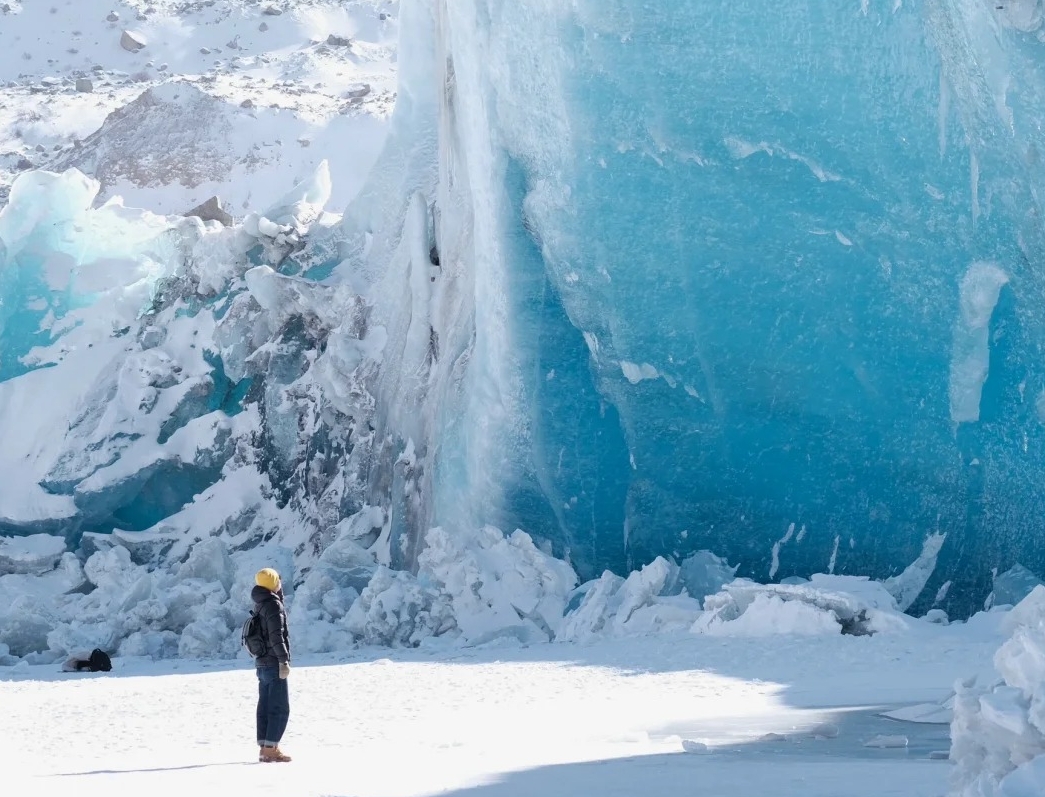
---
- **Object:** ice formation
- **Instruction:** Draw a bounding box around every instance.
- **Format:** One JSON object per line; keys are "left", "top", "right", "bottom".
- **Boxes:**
{"left": 693, "top": 574, "right": 909, "bottom": 637}
{"left": 3, "top": 0, "right": 1045, "bottom": 666}
{"left": 950, "top": 586, "right": 1045, "bottom": 797}
{"left": 329, "top": 0, "right": 1045, "bottom": 617}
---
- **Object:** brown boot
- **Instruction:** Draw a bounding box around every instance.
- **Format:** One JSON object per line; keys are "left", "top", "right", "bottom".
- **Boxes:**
{"left": 260, "top": 746, "right": 292, "bottom": 763}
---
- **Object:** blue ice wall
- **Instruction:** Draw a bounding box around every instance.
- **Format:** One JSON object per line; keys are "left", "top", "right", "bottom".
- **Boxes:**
{"left": 461, "top": 1, "right": 1045, "bottom": 612}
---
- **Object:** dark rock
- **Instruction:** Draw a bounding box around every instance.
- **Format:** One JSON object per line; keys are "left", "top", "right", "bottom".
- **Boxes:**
{"left": 185, "top": 196, "right": 233, "bottom": 227}
{"left": 344, "top": 83, "right": 371, "bottom": 99}
{"left": 120, "top": 30, "right": 147, "bottom": 52}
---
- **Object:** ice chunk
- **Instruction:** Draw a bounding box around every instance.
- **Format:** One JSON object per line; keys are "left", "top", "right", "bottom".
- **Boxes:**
{"left": 0, "top": 597, "right": 55, "bottom": 657}
{"left": 557, "top": 558, "right": 702, "bottom": 642}
{"left": 951, "top": 588, "right": 1045, "bottom": 795}
{"left": 991, "top": 565, "right": 1044, "bottom": 609}
{"left": 117, "top": 630, "right": 180, "bottom": 660}
{"left": 242, "top": 161, "right": 332, "bottom": 251}
{"left": 925, "top": 608, "right": 950, "bottom": 625}
{"left": 178, "top": 615, "right": 235, "bottom": 659}
{"left": 0, "top": 534, "right": 65, "bottom": 575}
{"left": 999, "top": 755, "right": 1045, "bottom": 797}
{"left": 676, "top": 550, "right": 738, "bottom": 606}
{"left": 881, "top": 532, "right": 946, "bottom": 611}
{"left": 694, "top": 574, "right": 904, "bottom": 637}
{"left": 695, "top": 592, "right": 843, "bottom": 637}
{"left": 177, "top": 538, "right": 234, "bottom": 594}
{"left": 289, "top": 526, "right": 377, "bottom": 654}
{"left": 681, "top": 740, "right": 710, "bottom": 754}
{"left": 418, "top": 526, "right": 577, "bottom": 645}
{"left": 557, "top": 571, "right": 626, "bottom": 642}
{"left": 344, "top": 565, "right": 455, "bottom": 648}
{"left": 809, "top": 723, "right": 840, "bottom": 739}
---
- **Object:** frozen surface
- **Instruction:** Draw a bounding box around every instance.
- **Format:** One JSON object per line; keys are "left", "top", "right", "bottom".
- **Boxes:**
{"left": 2, "top": 616, "right": 1005, "bottom": 797}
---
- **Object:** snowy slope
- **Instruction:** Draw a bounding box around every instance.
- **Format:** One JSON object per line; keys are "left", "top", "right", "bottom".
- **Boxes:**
{"left": 0, "top": 0, "right": 396, "bottom": 213}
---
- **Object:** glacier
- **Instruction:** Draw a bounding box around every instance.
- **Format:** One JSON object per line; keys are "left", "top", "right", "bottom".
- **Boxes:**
{"left": 2, "top": 0, "right": 1045, "bottom": 664}
{"left": 349, "top": 0, "right": 1045, "bottom": 613}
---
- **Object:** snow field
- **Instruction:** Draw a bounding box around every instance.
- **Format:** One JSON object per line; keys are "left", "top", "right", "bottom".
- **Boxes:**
{"left": 4, "top": 626, "right": 1003, "bottom": 797}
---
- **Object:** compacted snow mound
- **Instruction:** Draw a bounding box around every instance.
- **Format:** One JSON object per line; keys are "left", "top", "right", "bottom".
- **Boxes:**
{"left": 693, "top": 575, "right": 908, "bottom": 637}
{"left": 950, "top": 586, "right": 1045, "bottom": 797}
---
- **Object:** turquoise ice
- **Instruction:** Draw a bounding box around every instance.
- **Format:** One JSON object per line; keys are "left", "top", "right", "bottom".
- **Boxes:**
{"left": 395, "top": 0, "right": 1045, "bottom": 614}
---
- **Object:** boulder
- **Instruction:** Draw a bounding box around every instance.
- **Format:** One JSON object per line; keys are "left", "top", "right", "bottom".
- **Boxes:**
{"left": 120, "top": 30, "right": 147, "bottom": 52}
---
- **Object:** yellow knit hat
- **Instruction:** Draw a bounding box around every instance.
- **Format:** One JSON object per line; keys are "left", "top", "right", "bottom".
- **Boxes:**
{"left": 255, "top": 567, "right": 281, "bottom": 592}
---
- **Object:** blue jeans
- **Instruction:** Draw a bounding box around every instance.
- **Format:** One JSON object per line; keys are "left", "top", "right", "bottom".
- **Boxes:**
{"left": 256, "top": 666, "right": 290, "bottom": 747}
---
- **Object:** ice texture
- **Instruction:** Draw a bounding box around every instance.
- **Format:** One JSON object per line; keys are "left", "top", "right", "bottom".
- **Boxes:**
{"left": 676, "top": 550, "right": 738, "bottom": 607}
{"left": 990, "top": 564, "right": 1045, "bottom": 609}
{"left": 557, "top": 557, "right": 704, "bottom": 643}
{"left": 950, "top": 587, "right": 1045, "bottom": 797}
{"left": 335, "top": 0, "right": 1045, "bottom": 617}
{"left": 693, "top": 575, "right": 908, "bottom": 637}
{"left": 0, "top": 534, "right": 66, "bottom": 575}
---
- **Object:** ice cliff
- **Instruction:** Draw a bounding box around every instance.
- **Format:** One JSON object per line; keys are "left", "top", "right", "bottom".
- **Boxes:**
{"left": 2, "top": 0, "right": 1045, "bottom": 662}
{"left": 343, "top": 0, "right": 1045, "bottom": 612}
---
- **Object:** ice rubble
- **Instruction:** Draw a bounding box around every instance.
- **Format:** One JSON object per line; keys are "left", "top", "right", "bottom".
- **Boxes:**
{"left": 950, "top": 587, "right": 1045, "bottom": 797}
{"left": 0, "top": 511, "right": 928, "bottom": 664}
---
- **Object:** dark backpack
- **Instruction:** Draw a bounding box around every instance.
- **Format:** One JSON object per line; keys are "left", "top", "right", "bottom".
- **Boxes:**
{"left": 242, "top": 610, "right": 267, "bottom": 658}
{"left": 86, "top": 649, "right": 112, "bottom": 672}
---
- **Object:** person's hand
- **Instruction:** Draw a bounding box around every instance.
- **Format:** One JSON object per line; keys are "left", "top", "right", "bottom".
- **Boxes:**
{"left": 279, "top": 662, "right": 290, "bottom": 679}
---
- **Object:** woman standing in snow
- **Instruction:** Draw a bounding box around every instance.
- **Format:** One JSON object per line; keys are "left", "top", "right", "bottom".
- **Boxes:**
{"left": 252, "top": 567, "right": 293, "bottom": 763}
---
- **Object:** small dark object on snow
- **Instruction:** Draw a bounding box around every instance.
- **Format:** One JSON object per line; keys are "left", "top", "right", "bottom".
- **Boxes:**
{"left": 62, "top": 648, "right": 113, "bottom": 673}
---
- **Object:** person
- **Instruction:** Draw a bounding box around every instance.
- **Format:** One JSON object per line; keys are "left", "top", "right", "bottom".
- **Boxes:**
{"left": 252, "top": 567, "right": 292, "bottom": 763}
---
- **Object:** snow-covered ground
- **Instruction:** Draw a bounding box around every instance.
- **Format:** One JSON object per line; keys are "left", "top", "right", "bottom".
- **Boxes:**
{"left": 0, "top": 0, "right": 396, "bottom": 213}
{"left": 4, "top": 622, "right": 1005, "bottom": 797}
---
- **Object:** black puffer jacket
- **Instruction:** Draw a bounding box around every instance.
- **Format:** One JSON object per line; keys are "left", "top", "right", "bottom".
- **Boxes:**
{"left": 251, "top": 585, "right": 291, "bottom": 668}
